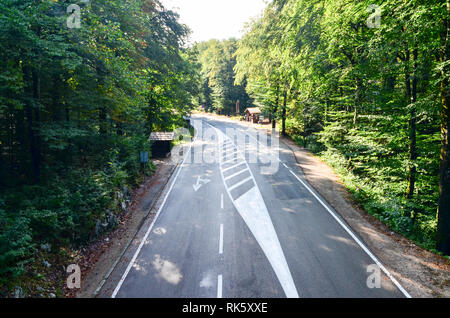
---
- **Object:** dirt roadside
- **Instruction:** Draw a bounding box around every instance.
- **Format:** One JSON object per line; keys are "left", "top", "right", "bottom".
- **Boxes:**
{"left": 72, "top": 159, "right": 177, "bottom": 298}
{"left": 280, "top": 136, "right": 450, "bottom": 298}
{"left": 201, "top": 112, "right": 450, "bottom": 297}
{"left": 74, "top": 113, "right": 449, "bottom": 298}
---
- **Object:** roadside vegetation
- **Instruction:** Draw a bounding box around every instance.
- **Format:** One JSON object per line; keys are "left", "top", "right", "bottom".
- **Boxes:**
{"left": 1, "top": 0, "right": 449, "bottom": 298}
{"left": 0, "top": 0, "right": 198, "bottom": 296}
{"left": 193, "top": 39, "right": 253, "bottom": 114}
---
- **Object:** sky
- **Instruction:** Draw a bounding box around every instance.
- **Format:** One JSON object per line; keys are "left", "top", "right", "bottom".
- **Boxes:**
{"left": 160, "top": 0, "right": 268, "bottom": 43}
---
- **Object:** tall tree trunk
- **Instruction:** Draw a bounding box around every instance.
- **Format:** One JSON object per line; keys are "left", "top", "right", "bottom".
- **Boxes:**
{"left": 8, "top": 108, "right": 14, "bottom": 169}
{"left": 96, "top": 64, "right": 107, "bottom": 135}
{"left": 16, "top": 108, "right": 26, "bottom": 172}
{"left": 23, "top": 66, "right": 41, "bottom": 183}
{"left": 407, "top": 47, "right": 418, "bottom": 199}
{"left": 354, "top": 77, "right": 362, "bottom": 127}
{"left": 32, "top": 69, "right": 41, "bottom": 182}
{"left": 272, "top": 84, "right": 280, "bottom": 129}
{"left": 303, "top": 108, "right": 308, "bottom": 148}
{"left": 339, "top": 87, "right": 347, "bottom": 112}
{"left": 99, "top": 106, "right": 107, "bottom": 134}
{"left": 437, "top": 0, "right": 450, "bottom": 255}
{"left": 52, "top": 73, "right": 61, "bottom": 122}
{"left": 353, "top": 77, "right": 361, "bottom": 128}
{"left": 282, "top": 85, "right": 287, "bottom": 137}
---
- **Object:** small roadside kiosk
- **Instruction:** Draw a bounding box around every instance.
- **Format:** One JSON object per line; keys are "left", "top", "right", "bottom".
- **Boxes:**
{"left": 149, "top": 132, "right": 175, "bottom": 158}
{"left": 244, "top": 107, "right": 261, "bottom": 123}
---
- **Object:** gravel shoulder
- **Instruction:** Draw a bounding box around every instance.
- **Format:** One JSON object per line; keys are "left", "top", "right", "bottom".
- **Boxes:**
{"left": 281, "top": 136, "right": 450, "bottom": 298}
{"left": 203, "top": 113, "right": 450, "bottom": 298}
{"left": 75, "top": 113, "right": 450, "bottom": 298}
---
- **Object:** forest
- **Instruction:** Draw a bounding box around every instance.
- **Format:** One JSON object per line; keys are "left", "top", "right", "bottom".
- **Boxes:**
{"left": 0, "top": 0, "right": 448, "bottom": 296}
{"left": 0, "top": 0, "right": 198, "bottom": 293}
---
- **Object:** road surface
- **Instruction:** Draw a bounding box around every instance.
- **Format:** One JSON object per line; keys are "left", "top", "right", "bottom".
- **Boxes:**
{"left": 99, "top": 115, "right": 409, "bottom": 298}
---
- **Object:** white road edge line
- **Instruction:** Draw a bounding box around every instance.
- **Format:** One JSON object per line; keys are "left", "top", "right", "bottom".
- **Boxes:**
{"left": 219, "top": 224, "right": 224, "bottom": 254}
{"left": 287, "top": 169, "right": 412, "bottom": 298}
{"left": 217, "top": 275, "right": 223, "bottom": 298}
{"left": 111, "top": 142, "right": 194, "bottom": 298}
{"left": 219, "top": 119, "right": 412, "bottom": 298}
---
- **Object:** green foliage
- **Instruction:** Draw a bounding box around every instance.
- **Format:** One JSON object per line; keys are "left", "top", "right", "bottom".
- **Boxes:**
{"left": 311, "top": 111, "right": 440, "bottom": 250}
{"left": 0, "top": 205, "right": 33, "bottom": 284}
{"left": 235, "top": 0, "right": 448, "bottom": 253}
{"left": 194, "top": 39, "right": 252, "bottom": 114}
{"left": 0, "top": 0, "right": 200, "bottom": 289}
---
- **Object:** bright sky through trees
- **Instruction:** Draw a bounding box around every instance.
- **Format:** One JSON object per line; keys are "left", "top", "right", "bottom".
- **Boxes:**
{"left": 160, "top": 0, "right": 268, "bottom": 43}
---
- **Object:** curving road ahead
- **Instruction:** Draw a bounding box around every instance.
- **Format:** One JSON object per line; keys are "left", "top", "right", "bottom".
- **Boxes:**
{"left": 98, "top": 114, "right": 410, "bottom": 298}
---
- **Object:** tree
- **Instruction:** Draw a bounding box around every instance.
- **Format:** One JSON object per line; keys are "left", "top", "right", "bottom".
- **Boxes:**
{"left": 195, "top": 39, "right": 251, "bottom": 115}
{"left": 437, "top": 0, "right": 450, "bottom": 255}
{"left": 234, "top": 0, "right": 448, "bottom": 254}
{"left": 0, "top": 0, "right": 200, "bottom": 285}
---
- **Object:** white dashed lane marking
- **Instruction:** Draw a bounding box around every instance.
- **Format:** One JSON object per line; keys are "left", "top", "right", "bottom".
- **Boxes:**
{"left": 210, "top": 124, "right": 300, "bottom": 298}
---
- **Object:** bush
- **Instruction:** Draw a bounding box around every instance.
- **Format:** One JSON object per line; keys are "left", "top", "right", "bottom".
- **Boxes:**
{"left": 0, "top": 206, "right": 33, "bottom": 285}
{"left": 0, "top": 143, "right": 144, "bottom": 285}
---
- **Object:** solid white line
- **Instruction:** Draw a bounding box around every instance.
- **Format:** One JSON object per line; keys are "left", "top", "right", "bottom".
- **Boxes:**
{"left": 223, "top": 144, "right": 234, "bottom": 150}
{"left": 287, "top": 169, "right": 412, "bottom": 298}
{"left": 221, "top": 157, "right": 238, "bottom": 165}
{"left": 224, "top": 168, "right": 249, "bottom": 181}
{"left": 223, "top": 150, "right": 237, "bottom": 158}
{"left": 211, "top": 124, "right": 299, "bottom": 298}
{"left": 217, "top": 275, "right": 223, "bottom": 298}
{"left": 111, "top": 142, "right": 193, "bottom": 298}
{"left": 234, "top": 122, "right": 412, "bottom": 298}
{"left": 222, "top": 162, "right": 244, "bottom": 173}
{"left": 219, "top": 224, "right": 224, "bottom": 254}
{"left": 222, "top": 153, "right": 237, "bottom": 162}
{"left": 227, "top": 176, "right": 253, "bottom": 191}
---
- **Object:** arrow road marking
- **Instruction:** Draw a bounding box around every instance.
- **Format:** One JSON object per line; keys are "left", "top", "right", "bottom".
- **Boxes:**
{"left": 193, "top": 176, "right": 211, "bottom": 192}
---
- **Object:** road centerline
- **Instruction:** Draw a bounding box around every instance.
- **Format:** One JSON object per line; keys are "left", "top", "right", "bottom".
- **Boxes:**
{"left": 207, "top": 121, "right": 300, "bottom": 298}
{"left": 219, "top": 224, "right": 224, "bottom": 255}
{"left": 217, "top": 275, "right": 223, "bottom": 298}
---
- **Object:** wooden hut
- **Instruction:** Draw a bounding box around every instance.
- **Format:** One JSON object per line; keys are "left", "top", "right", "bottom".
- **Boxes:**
{"left": 244, "top": 107, "right": 261, "bottom": 123}
{"left": 149, "top": 132, "right": 175, "bottom": 158}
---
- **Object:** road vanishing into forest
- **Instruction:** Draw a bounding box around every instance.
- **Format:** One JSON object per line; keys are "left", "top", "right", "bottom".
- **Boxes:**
{"left": 98, "top": 115, "right": 410, "bottom": 298}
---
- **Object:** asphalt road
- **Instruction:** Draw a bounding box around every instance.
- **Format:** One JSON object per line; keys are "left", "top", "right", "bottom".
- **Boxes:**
{"left": 100, "top": 115, "right": 409, "bottom": 298}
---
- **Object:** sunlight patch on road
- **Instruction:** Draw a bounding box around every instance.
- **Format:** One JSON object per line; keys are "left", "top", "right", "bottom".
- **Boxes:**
{"left": 152, "top": 255, "right": 183, "bottom": 285}
{"left": 132, "top": 259, "right": 149, "bottom": 275}
{"left": 318, "top": 244, "right": 332, "bottom": 253}
{"left": 326, "top": 235, "right": 359, "bottom": 248}
{"left": 153, "top": 227, "right": 167, "bottom": 235}
{"left": 199, "top": 271, "right": 215, "bottom": 289}
{"left": 282, "top": 207, "right": 296, "bottom": 214}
